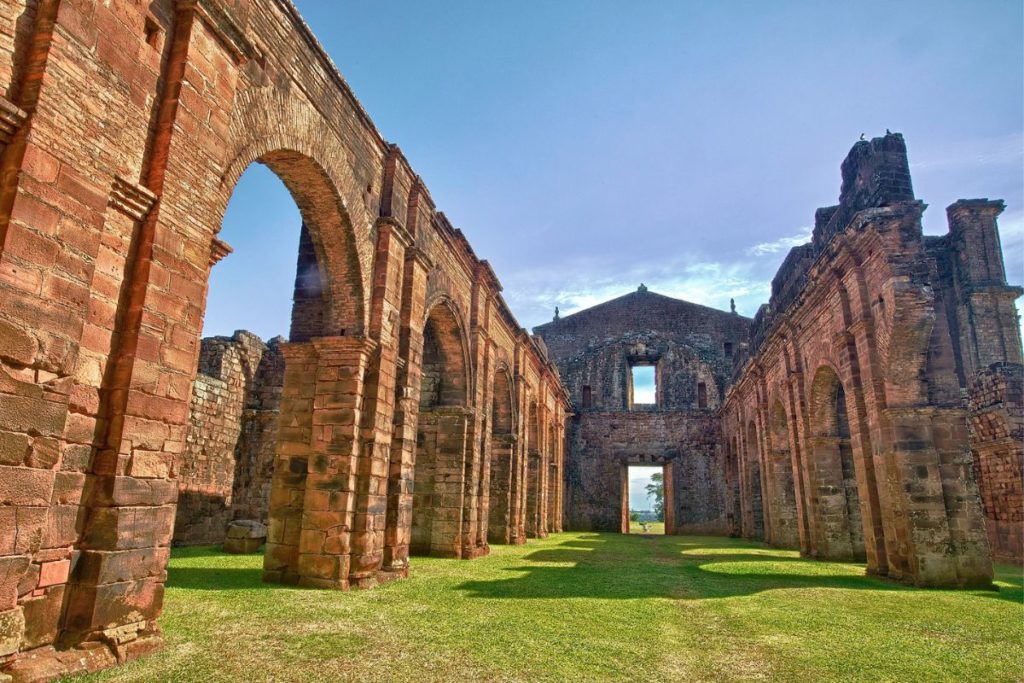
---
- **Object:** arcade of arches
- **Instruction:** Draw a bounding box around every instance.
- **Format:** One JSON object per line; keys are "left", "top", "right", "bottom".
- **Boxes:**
{"left": 0, "top": 0, "right": 1020, "bottom": 680}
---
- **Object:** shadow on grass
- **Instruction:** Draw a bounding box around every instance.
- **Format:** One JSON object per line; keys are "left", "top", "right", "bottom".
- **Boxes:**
{"left": 168, "top": 565, "right": 268, "bottom": 591}
{"left": 456, "top": 534, "right": 1023, "bottom": 603}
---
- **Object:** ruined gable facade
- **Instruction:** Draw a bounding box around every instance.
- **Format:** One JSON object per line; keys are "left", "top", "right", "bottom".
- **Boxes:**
{"left": 534, "top": 289, "right": 751, "bottom": 534}
{"left": 0, "top": 0, "right": 569, "bottom": 678}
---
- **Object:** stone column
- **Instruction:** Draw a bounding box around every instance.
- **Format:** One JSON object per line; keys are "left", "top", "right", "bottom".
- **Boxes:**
{"left": 263, "top": 342, "right": 318, "bottom": 584}
{"left": 349, "top": 220, "right": 408, "bottom": 587}
{"left": 884, "top": 407, "right": 993, "bottom": 587}
{"left": 295, "top": 336, "right": 374, "bottom": 590}
{"left": 785, "top": 362, "right": 816, "bottom": 556}
{"left": 429, "top": 407, "right": 470, "bottom": 557}
{"left": 382, "top": 248, "right": 429, "bottom": 575}
{"left": 510, "top": 374, "right": 529, "bottom": 544}
{"left": 459, "top": 408, "right": 487, "bottom": 559}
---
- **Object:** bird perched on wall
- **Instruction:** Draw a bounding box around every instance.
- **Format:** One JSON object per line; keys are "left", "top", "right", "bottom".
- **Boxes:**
{"left": 886, "top": 128, "right": 892, "bottom": 134}
{"left": 860, "top": 133, "right": 866, "bottom": 141}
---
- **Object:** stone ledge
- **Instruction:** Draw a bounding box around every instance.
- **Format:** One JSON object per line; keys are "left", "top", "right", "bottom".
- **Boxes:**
{"left": 0, "top": 97, "right": 27, "bottom": 146}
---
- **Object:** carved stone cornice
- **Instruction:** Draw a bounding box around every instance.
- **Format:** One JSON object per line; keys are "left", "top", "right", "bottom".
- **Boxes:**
{"left": 209, "top": 237, "right": 233, "bottom": 266}
{"left": 109, "top": 175, "right": 158, "bottom": 221}
{"left": 0, "top": 96, "right": 27, "bottom": 145}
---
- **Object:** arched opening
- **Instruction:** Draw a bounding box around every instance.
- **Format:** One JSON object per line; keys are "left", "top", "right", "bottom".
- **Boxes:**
{"left": 768, "top": 401, "right": 800, "bottom": 548}
{"left": 746, "top": 421, "right": 765, "bottom": 540}
{"left": 174, "top": 148, "right": 364, "bottom": 557}
{"left": 487, "top": 369, "right": 516, "bottom": 544}
{"left": 525, "top": 401, "right": 544, "bottom": 538}
{"left": 808, "top": 366, "right": 866, "bottom": 562}
{"left": 411, "top": 301, "right": 470, "bottom": 557}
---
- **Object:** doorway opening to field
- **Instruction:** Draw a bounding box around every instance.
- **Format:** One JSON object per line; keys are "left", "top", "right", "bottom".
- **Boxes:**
{"left": 622, "top": 463, "right": 673, "bottom": 534}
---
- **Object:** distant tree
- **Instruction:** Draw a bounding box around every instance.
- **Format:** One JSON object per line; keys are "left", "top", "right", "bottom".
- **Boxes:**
{"left": 629, "top": 511, "right": 640, "bottom": 523}
{"left": 646, "top": 473, "right": 665, "bottom": 522}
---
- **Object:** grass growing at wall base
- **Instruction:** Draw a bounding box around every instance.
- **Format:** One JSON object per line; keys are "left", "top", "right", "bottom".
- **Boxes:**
{"left": 84, "top": 533, "right": 1023, "bottom": 683}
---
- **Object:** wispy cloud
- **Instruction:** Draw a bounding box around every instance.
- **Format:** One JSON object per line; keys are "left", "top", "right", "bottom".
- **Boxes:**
{"left": 504, "top": 254, "right": 774, "bottom": 329}
{"left": 745, "top": 226, "right": 813, "bottom": 256}
{"left": 911, "top": 132, "right": 1024, "bottom": 173}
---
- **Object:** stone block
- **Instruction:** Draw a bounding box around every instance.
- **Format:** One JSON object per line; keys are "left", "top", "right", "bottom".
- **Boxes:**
{"left": 0, "top": 467, "right": 54, "bottom": 506}
{"left": 223, "top": 520, "right": 267, "bottom": 554}
{"left": 0, "top": 607, "right": 25, "bottom": 657}
{"left": 20, "top": 585, "right": 65, "bottom": 649}
{"left": 0, "top": 318, "right": 38, "bottom": 366}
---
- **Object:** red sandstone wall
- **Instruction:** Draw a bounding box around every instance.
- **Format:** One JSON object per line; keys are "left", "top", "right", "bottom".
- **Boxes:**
{"left": 565, "top": 411, "right": 726, "bottom": 534}
{"left": 722, "top": 133, "right": 1020, "bottom": 587}
{"left": 968, "top": 364, "right": 1024, "bottom": 563}
{"left": 174, "top": 331, "right": 283, "bottom": 546}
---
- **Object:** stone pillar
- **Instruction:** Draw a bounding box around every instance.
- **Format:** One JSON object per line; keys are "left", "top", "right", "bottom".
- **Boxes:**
{"left": 841, "top": 317, "right": 894, "bottom": 577}
{"left": 349, "top": 220, "right": 408, "bottom": 587}
{"left": 428, "top": 407, "right": 470, "bottom": 557}
{"left": 382, "top": 248, "right": 429, "bottom": 575}
{"left": 784, "top": 362, "right": 816, "bottom": 557}
{"left": 263, "top": 342, "right": 318, "bottom": 584}
{"left": 460, "top": 410, "right": 487, "bottom": 558}
{"left": 883, "top": 408, "right": 993, "bottom": 587}
{"left": 510, "top": 374, "right": 529, "bottom": 544}
{"left": 292, "top": 337, "right": 373, "bottom": 590}
{"left": 947, "top": 200, "right": 1024, "bottom": 376}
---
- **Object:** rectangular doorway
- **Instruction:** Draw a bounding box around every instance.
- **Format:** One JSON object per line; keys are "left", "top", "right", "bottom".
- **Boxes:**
{"left": 621, "top": 464, "right": 673, "bottom": 534}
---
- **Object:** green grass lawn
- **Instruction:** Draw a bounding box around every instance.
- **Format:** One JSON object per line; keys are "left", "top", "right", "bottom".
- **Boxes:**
{"left": 83, "top": 533, "right": 1022, "bottom": 682}
{"left": 629, "top": 521, "right": 666, "bottom": 535}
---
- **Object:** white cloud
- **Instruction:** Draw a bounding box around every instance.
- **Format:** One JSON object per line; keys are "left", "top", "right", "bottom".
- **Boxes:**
{"left": 746, "top": 226, "right": 813, "bottom": 256}
{"left": 503, "top": 253, "right": 774, "bottom": 329}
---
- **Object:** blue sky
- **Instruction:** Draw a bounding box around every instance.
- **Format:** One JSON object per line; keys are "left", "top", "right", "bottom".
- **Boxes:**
{"left": 204, "top": 0, "right": 1023, "bottom": 341}
{"left": 629, "top": 466, "right": 662, "bottom": 511}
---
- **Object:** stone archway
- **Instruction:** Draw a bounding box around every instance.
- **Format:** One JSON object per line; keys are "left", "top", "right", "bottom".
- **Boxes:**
{"left": 808, "top": 366, "right": 866, "bottom": 562}
{"left": 410, "top": 300, "right": 472, "bottom": 557}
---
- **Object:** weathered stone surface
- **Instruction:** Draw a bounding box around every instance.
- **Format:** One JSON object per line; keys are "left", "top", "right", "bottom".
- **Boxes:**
{"left": 223, "top": 520, "right": 267, "bottom": 554}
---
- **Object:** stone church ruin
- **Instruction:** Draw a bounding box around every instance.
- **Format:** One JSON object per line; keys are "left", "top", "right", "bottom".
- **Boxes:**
{"left": 536, "top": 133, "right": 1022, "bottom": 592}
{"left": 0, "top": 0, "right": 1020, "bottom": 680}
